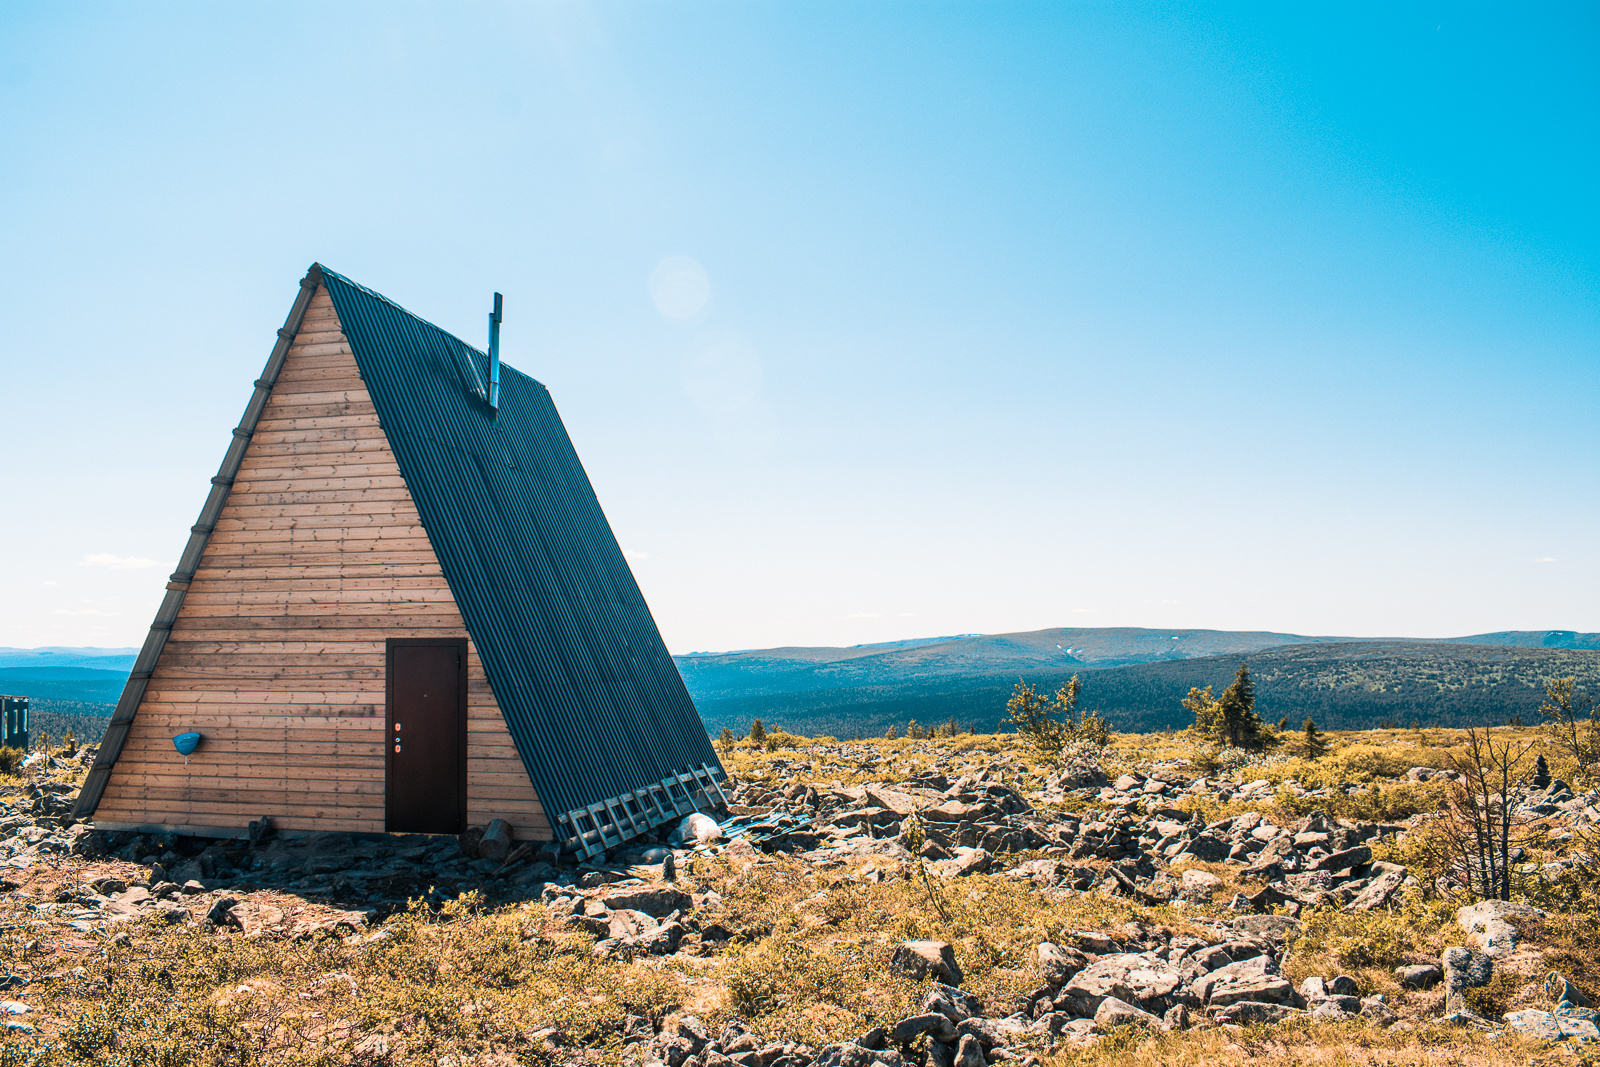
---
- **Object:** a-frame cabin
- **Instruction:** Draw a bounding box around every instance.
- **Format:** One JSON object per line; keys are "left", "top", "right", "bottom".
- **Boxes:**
{"left": 73, "top": 265, "right": 726, "bottom": 858}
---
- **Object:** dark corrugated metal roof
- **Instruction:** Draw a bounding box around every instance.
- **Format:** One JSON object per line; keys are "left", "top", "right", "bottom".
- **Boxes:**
{"left": 317, "top": 267, "right": 723, "bottom": 830}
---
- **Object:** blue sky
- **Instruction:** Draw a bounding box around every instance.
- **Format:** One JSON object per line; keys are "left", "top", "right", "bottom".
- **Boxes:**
{"left": 1, "top": 2, "right": 1595, "bottom": 653}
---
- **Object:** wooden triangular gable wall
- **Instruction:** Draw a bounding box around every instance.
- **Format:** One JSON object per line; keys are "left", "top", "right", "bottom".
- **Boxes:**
{"left": 77, "top": 278, "right": 551, "bottom": 839}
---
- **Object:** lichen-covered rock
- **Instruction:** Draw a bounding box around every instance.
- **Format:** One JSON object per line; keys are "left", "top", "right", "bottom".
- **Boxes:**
{"left": 1456, "top": 900, "right": 1545, "bottom": 957}
{"left": 1505, "top": 1009, "right": 1600, "bottom": 1045}
{"left": 1092, "top": 996, "right": 1161, "bottom": 1029}
{"left": 1547, "top": 970, "right": 1595, "bottom": 1010}
{"left": 1036, "top": 942, "right": 1089, "bottom": 986}
{"left": 951, "top": 1034, "right": 985, "bottom": 1067}
{"left": 1199, "top": 956, "right": 1294, "bottom": 1007}
{"left": 1395, "top": 964, "right": 1441, "bottom": 989}
{"left": 1344, "top": 869, "right": 1406, "bottom": 911}
{"left": 923, "top": 984, "right": 983, "bottom": 1025}
{"left": 1061, "top": 952, "right": 1182, "bottom": 1009}
{"left": 1443, "top": 946, "right": 1494, "bottom": 1014}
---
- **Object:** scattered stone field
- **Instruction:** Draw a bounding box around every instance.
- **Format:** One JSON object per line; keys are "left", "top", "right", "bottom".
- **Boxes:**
{"left": 0, "top": 728, "right": 1595, "bottom": 1066}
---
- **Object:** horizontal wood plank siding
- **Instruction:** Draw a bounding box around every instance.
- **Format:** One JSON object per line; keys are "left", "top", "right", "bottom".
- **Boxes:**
{"left": 95, "top": 285, "right": 551, "bottom": 840}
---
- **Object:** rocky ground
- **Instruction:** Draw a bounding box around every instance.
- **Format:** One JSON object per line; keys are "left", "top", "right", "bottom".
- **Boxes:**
{"left": 0, "top": 729, "right": 1596, "bottom": 1065}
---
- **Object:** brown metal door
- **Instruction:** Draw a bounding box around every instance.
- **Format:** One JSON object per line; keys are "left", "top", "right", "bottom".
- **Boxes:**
{"left": 386, "top": 639, "right": 467, "bottom": 834}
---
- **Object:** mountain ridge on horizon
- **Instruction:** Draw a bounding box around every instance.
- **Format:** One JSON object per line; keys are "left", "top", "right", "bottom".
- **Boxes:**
{"left": 672, "top": 626, "right": 1600, "bottom": 697}
{"left": 2, "top": 628, "right": 1596, "bottom": 734}
{"left": 677, "top": 625, "right": 1600, "bottom": 660}
{"left": 673, "top": 626, "right": 1600, "bottom": 738}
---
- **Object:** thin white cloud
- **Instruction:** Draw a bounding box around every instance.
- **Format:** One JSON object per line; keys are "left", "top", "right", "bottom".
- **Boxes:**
{"left": 1534, "top": 557, "right": 1558, "bottom": 563}
{"left": 898, "top": 612, "right": 918, "bottom": 618}
{"left": 81, "top": 553, "right": 160, "bottom": 570}
{"left": 845, "top": 611, "right": 882, "bottom": 619}
{"left": 41, "top": 580, "right": 58, "bottom": 587}
{"left": 622, "top": 548, "right": 652, "bottom": 561}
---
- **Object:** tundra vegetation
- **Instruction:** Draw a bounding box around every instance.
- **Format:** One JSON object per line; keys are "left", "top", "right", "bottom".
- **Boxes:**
{"left": 0, "top": 693, "right": 1594, "bottom": 1065}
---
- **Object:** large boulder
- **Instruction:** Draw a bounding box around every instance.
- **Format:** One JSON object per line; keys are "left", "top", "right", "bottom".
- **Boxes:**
{"left": 1344, "top": 869, "right": 1406, "bottom": 911}
{"left": 1174, "top": 832, "right": 1233, "bottom": 863}
{"left": 1309, "top": 844, "right": 1371, "bottom": 873}
{"left": 1547, "top": 970, "right": 1595, "bottom": 1010}
{"left": 890, "top": 941, "right": 964, "bottom": 986}
{"left": 605, "top": 908, "right": 658, "bottom": 940}
{"left": 921, "top": 801, "right": 1000, "bottom": 823}
{"left": 1036, "top": 942, "right": 1090, "bottom": 986}
{"left": 1197, "top": 956, "right": 1295, "bottom": 1007}
{"left": 812, "top": 1044, "right": 903, "bottom": 1067}
{"left": 1060, "top": 952, "right": 1182, "bottom": 1013}
{"left": 1456, "top": 900, "right": 1545, "bottom": 957}
{"left": 1505, "top": 1009, "right": 1600, "bottom": 1045}
{"left": 923, "top": 983, "right": 983, "bottom": 1025}
{"left": 951, "top": 1035, "right": 985, "bottom": 1067}
{"left": 931, "top": 849, "right": 991, "bottom": 879}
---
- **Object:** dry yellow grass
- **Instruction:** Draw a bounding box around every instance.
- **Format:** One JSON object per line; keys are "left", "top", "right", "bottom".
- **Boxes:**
{"left": 0, "top": 726, "right": 1590, "bottom": 1064}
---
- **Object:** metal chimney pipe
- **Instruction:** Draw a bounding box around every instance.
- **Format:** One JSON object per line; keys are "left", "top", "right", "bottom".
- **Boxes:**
{"left": 488, "top": 292, "right": 503, "bottom": 411}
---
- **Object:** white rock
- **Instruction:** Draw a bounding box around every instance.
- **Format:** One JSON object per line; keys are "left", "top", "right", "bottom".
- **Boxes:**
{"left": 668, "top": 813, "right": 723, "bottom": 848}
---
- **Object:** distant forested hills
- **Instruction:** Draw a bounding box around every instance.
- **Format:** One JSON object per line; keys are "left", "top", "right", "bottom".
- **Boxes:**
{"left": 2, "top": 630, "right": 1595, "bottom": 746}
{"left": 676, "top": 628, "right": 1600, "bottom": 738}
{"left": 0, "top": 667, "right": 129, "bottom": 706}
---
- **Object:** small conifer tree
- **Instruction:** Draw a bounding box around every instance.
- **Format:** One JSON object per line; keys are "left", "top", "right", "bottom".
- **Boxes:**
{"left": 1220, "top": 663, "right": 1271, "bottom": 749}
{"left": 1008, "top": 679, "right": 1066, "bottom": 759}
{"left": 1300, "top": 717, "right": 1329, "bottom": 758}
{"left": 884, "top": 724, "right": 898, "bottom": 740}
{"left": 906, "top": 719, "right": 922, "bottom": 740}
{"left": 717, "top": 726, "right": 735, "bottom": 748}
{"left": 748, "top": 719, "right": 766, "bottom": 744}
{"left": 1185, "top": 663, "right": 1272, "bottom": 751}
